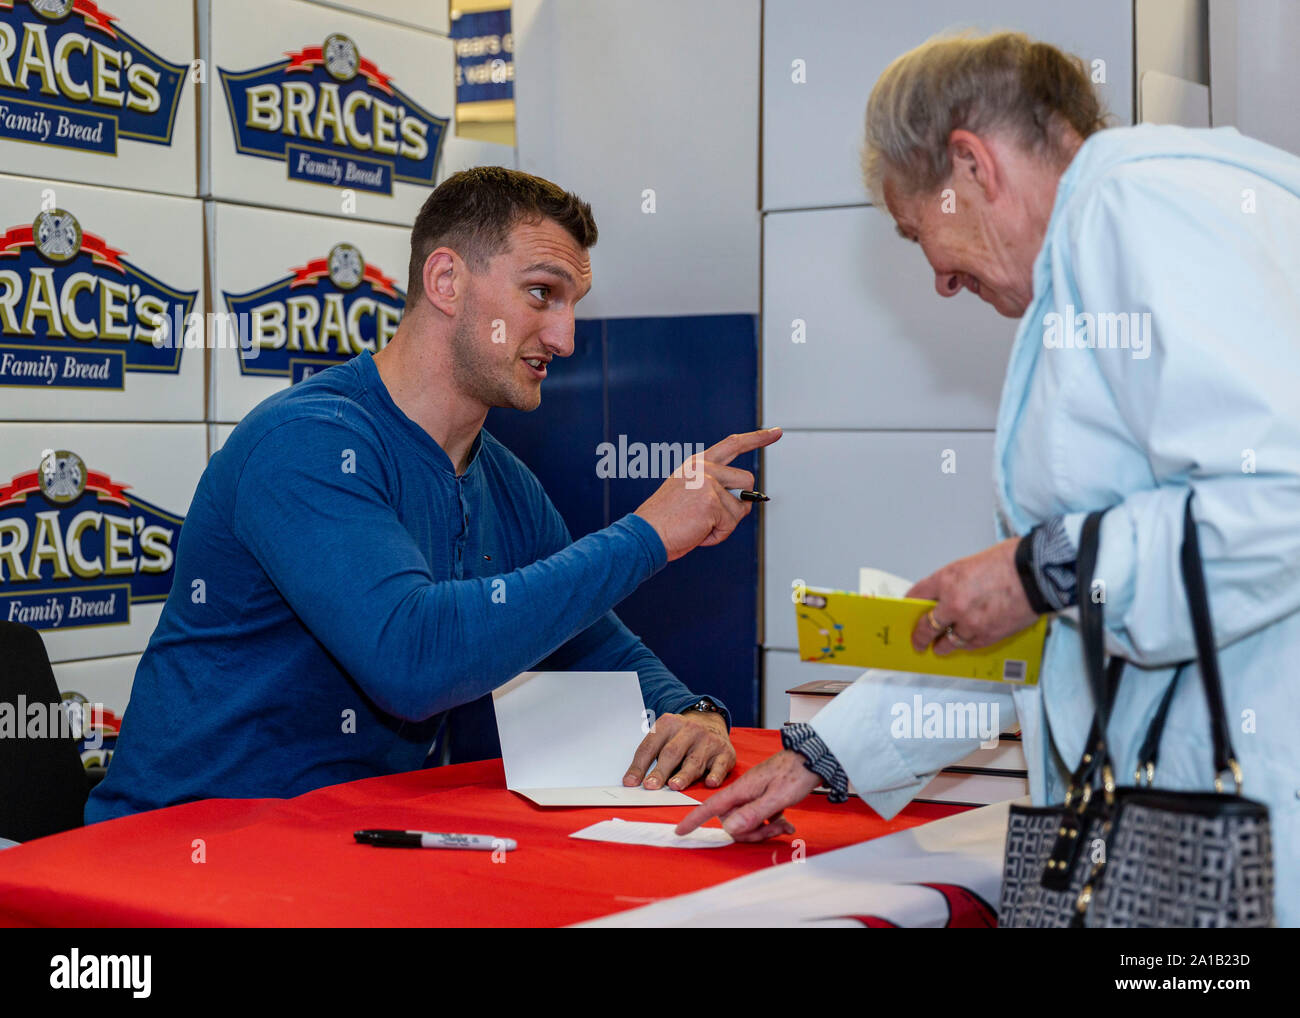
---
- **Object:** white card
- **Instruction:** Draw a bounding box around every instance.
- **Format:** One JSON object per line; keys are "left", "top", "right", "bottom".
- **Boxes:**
{"left": 858, "top": 567, "right": 913, "bottom": 598}
{"left": 570, "top": 819, "right": 734, "bottom": 849}
{"left": 492, "top": 671, "right": 697, "bottom": 807}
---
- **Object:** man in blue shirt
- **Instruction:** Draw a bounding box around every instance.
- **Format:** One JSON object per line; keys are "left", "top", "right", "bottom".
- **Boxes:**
{"left": 87, "top": 168, "right": 779, "bottom": 822}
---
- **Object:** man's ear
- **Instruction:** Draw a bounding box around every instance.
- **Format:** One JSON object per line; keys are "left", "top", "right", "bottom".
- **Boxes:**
{"left": 422, "top": 248, "right": 463, "bottom": 317}
{"left": 947, "top": 129, "right": 1001, "bottom": 202}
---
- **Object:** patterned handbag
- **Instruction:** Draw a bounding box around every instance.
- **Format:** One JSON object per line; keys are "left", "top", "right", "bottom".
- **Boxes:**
{"left": 999, "top": 494, "right": 1275, "bottom": 928}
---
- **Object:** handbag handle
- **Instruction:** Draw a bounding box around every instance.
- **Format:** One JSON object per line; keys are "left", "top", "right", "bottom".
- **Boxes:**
{"left": 1062, "top": 509, "right": 1120, "bottom": 806}
{"left": 1074, "top": 492, "right": 1241, "bottom": 793}
{"left": 1043, "top": 496, "right": 1245, "bottom": 908}
{"left": 1076, "top": 510, "right": 1114, "bottom": 729}
{"left": 1133, "top": 665, "right": 1183, "bottom": 785}
{"left": 1039, "top": 510, "right": 1120, "bottom": 892}
{"left": 1178, "top": 492, "right": 1243, "bottom": 792}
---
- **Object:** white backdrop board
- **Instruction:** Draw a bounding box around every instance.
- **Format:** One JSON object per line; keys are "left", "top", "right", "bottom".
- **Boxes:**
{"left": 0, "top": 175, "right": 205, "bottom": 421}
{"left": 761, "top": 430, "right": 998, "bottom": 652}
{"left": 303, "top": 0, "right": 450, "bottom": 36}
{"left": 52, "top": 652, "right": 140, "bottom": 719}
{"left": 512, "top": 0, "right": 759, "bottom": 318}
{"left": 763, "top": 206, "right": 1016, "bottom": 431}
{"left": 206, "top": 200, "right": 410, "bottom": 422}
{"left": 0, "top": 0, "right": 198, "bottom": 196}
{"left": 199, "top": 0, "right": 454, "bottom": 225}
{"left": 208, "top": 423, "right": 236, "bottom": 458}
{"left": 762, "top": 0, "right": 1134, "bottom": 210}
{"left": 762, "top": 648, "right": 863, "bottom": 729}
{"left": 0, "top": 422, "right": 205, "bottom": 663}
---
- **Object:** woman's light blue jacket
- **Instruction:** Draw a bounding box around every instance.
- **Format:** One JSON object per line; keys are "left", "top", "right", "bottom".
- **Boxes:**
{"left": 812, "top": 124, "right": 1300, "bottom": 925}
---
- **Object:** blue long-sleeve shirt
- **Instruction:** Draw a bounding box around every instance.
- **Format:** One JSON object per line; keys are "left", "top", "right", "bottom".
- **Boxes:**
{"left": 87, "top": 350, "right": 722, "bottom": 822}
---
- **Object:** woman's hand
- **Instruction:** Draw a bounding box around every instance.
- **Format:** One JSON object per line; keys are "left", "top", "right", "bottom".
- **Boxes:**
{"left": 907, "top": 538, "right": 1040, "bottom": 655}
{"left": 674, "top": 750, "right": 822, "bottom": 842}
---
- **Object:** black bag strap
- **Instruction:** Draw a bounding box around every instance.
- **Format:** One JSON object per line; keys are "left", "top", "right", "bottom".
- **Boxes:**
{"left": 1039, "top": 511, "right": 1122, "bottom": 892}
{"left": 1063, "top": 658, "right": 1124, "bottom": 795}
{"left": 1179, "top": 492, "right": 1242, "bottom": 789}
{"left": 1133, "top": 665, "right": 1184, "bottom": 785}
{"left": 1086, "top": 492, "right": 1241, "bottom": 791}
{"left": 1076, "top": 511, "right": 1113, "bottom": 728}
{"left": 1062, "top": 509, "right": 1119, "bottom": 800}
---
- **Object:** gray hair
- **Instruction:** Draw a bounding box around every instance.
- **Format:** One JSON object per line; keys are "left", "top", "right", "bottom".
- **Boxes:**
{"left": 862, "top": 31, "right": 1110, "bottom": 205}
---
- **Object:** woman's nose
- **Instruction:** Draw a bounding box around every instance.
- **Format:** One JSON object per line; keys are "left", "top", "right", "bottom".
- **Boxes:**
{"left": 935, "top": 271, "right": 963, "bottom": 298}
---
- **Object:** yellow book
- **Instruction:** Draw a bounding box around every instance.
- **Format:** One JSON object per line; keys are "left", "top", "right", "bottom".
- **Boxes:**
{"left": 794, "top": 586, "right": 1047, "bottom": 685}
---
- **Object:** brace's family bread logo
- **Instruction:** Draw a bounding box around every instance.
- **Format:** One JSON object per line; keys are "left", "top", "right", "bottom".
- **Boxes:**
{"left": 218, "top": 32, "right": 448, "bottom": 196}
{"left": 0, "top": 207, "right": 198, "bottom": 388}
{"left": 0, "top": 448, "right": 182, "bottom": 631}
{"left": 0, "top": 0, "right": 188, "bottom": 154}
{"left": 222, "top": 242, "right": 404, "bottom": 381}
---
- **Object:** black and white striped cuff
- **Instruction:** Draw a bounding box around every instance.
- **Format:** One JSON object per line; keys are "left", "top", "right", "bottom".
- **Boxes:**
{"left": 782, "top": 722, "right": 850, "bottom": 804}
{"left": 1031, "top": 515, "right": 1080, "bottom": 611}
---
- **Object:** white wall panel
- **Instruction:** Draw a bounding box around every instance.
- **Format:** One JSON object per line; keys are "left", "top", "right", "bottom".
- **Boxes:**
{"left": 199, "top": 0, "right": 454, "bottom": 225}
{"left": 762, "top": 648, "right": 861, "bottom": 729}
{"left": 52, "top": 653, "right": 140, "bottom": 718}
{"left": 209, "top": 424, "right": 237, "bottom": 458}
{"left": 1209, "top": 0, "right": 1300, "bottom": 157}
{"left": 763, "top": 0, "right": 1134, "bottom": 210}
{"left": 437, "top": 136, "right": 517, "bottom": 182}
{"left": 0, "top": 0, "right": 198, "bottom": 197}
{"left": 0, "top": 423, "right": 206, "bottom": 663}
{"left": 0, "top": 176, "right": 205, "bottom": 421}
{"left": 303, "top": 0, "right": 451, "bottom": 35}
{"left": 513, "top": 0, "right": 760, "bottom": 317}
{"left": 206, "top": 201, "right": 410, "bottom": 422}
{"left": 762, "top": 430, "right": 997, "bottom": 651}
{"left": 763, "top": 206, "right": 1016, "bottom": 430}
{"left": 1230, "top": 0, "right": 1300, "bottom": 157}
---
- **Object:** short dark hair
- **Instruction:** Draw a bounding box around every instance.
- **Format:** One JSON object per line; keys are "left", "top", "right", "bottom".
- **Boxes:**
{"left": 404, "top": 166, "right": 598, "bottom": 310}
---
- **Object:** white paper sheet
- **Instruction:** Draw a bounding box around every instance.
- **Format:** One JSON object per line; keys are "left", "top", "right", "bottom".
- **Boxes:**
{"left": 570, "top": 819, "right": 734, "bottom": 849}
{"left": 858, "top": 566, "right": 913, "bottom": 598}
{"left": 492, "top": 671, "right": 697, "bottom": 807}
{"left": 519, "top": 787, "right": 700, "bottom": 807}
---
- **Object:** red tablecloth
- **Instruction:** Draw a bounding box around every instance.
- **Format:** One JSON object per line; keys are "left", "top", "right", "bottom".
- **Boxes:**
{"left": 0, "top": 729, "right": 967, "bottom": 927}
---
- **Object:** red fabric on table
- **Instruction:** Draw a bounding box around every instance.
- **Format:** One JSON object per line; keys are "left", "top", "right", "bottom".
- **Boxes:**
{"left": 0, "top": 728, "right": 967, "bottom": 927}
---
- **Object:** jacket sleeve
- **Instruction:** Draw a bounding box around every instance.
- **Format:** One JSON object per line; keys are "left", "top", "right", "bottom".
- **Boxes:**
{"left": 230, "top": 415, "right": 668, "bottom": 721}
{"left": 809, "top": 670, "right": 1018, "bottom": 820}
{"left": 1058, "top": 170, "right": 1300, "bottom": 666}
{"left": 528, "top": 491, "right": 731, "bottom": 726}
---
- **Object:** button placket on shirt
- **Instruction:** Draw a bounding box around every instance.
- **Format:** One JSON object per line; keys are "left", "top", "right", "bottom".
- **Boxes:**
{"left": 454, "top": 475, "right": 468, "bottom": 579}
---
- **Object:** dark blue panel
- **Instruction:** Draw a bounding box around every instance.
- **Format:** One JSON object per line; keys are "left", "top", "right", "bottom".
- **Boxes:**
{"left": 605, "top": 314, "right": 760, "bottom": 726}
{"left": 451, "top": 8, "right": 515, "bottom": 105}
{"left": 452, "top": 313, "right": 761, "bottom": 761}
{"left": 484, "top": 317, "right": 606, "bottom": 540}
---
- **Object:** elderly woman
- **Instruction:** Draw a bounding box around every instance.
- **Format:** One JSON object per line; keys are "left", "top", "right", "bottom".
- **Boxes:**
{"left": 678, "top": 31, "right": 1300, "bottom": 925}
